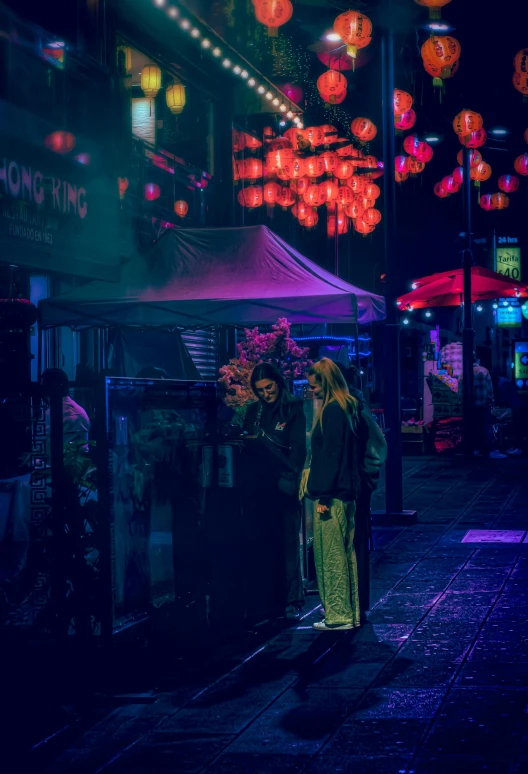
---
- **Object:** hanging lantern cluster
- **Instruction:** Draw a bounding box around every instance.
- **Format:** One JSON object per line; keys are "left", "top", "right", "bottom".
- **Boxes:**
{"left": 234, "top": 120, "right": 383, "bottom": 235}
{"left": 393, "top": 89, "right": 415, "bottom": 134}
{"left": 448, "top": 111, "right": 490, "bottom": 201}
{"left": 513, "top": 49, "right": 528, "bottom": 97}
{"left": 395, "top": 133, "right": 434, "bottom": 184}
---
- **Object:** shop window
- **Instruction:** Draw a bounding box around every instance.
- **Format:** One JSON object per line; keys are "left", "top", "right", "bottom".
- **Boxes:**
{"left": 132, "top": 98, "right": 156, "bottom": 145}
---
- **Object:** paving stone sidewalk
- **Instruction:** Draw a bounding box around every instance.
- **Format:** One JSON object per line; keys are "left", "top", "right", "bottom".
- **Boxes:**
{"left": 36, "top": 457, "right": 528, "bottom": 773}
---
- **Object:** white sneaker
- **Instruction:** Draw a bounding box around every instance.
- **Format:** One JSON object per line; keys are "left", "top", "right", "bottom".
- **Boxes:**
{"left": 489, "top": 450, "right": 507, "bottom": 459}
{"left": 313, "top": 620, "right": 356, "bottom": 631}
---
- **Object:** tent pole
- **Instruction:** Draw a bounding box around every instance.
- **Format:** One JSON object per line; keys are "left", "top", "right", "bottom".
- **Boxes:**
{"left": 462, "top": 146, "right": 475, "bottom": 456}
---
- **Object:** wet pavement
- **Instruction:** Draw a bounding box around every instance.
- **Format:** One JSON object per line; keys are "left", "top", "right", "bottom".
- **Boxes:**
{"left": 19, "top": 457, "right": 528, "bottom": 773}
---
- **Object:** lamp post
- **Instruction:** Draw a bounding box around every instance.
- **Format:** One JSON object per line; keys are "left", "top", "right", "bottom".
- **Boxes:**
{"left": 462, "top": 146, "right": 475, "bottom": 455}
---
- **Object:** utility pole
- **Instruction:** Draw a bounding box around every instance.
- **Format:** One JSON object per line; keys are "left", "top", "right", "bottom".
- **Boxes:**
{"left": 462, "top": 146, "right": 475, "bottom": 455}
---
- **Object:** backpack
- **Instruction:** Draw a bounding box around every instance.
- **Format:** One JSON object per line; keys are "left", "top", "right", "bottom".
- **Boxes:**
{"left": 359, "top": 408, "right": 387, "bottom": 492}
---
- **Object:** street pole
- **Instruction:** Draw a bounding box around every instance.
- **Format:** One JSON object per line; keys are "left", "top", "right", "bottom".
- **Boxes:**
{"left": 372, "top": 31, "right": 416, "bottom": 524}
{"left": 462, "top": 146, "right": 475, "bottom": 455}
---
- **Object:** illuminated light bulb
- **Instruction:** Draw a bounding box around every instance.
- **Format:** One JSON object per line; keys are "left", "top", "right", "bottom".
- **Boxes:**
{"left": 297, "top": 122, "right": 304, "bottom": 129}
{"left": 286, "top": 110, "right": 293, "bottom": 119}
{"left": 325, "top": 32, "right": 341, "bottom": 42}
{"left": 222, "top": 58, "right": 231, "bottom": 68}
{"left": 257, "top": 85, "right": 265, "bottom": 94}
{"left": 493, "top": 303, "right": 498, "bottom": 309}
{"left": 272, "top": 97, "right": 280, "bottom": 106}
{"left": 503, "top": 300, "right": 509, "bottom": 306}
{"left": 508, "top": 305, "right": 514, "bottom": 312}
{"left": 293, "top": 116, "right": 300, "bottom": 124}
{"left": 154, "top": 0, "right": 165, "bottom": 6}
{"left": 168, "top": 7, "right": 178, "bottom": 17}
{"left": 265, "top": 91, "right": 273, "bottom": 100}
{"left": 191, "top": 28, "right": 200, "bottom": 38}
{"left": 425, "top": 310, "right": 432, "bottom": 318}
{"left": 403, "top": 318, "right": 410, "bottom": 325}
{"left": 233, "top": 65, "right": 242, "bottom": 74}
{"left": 180, "top": 19, "right": 191, "bottom": 29}
{"left": 201, "top": 38, "right": 211, "bottom": 48}
{"left": 212, "top": 47, "right": 221, "bottom": 56}
{"left": 241, "top": 69, "right": 249, "bottom": 79}
{"left": 248, "top": 78, "right": 256, "bottom": 87}
{"left": 279, "top": 104, "right": 287, "bottom": 112}
{"left": 476, "top": 304, "right": 483, "bottom": 312}
{"left": 279, "top": 120, "right": 286, "bottom": 127}
{"left": 411, "top": 282, "right": 418, "bottom": 289}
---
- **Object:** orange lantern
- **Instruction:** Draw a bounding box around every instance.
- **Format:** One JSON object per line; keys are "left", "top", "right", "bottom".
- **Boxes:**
{"left": 362, "top": 197, "right": 376, "bottom": 210}
{"left": 480, "top": 194, "right": 495, "bottom": 211}
{"left": 421, "top": 36, "right": 461, "bottom": 72}
{"left": 393, "top": 90, "right": 413, "bottom": 116}
{"left": 304, "top": 184, "right": 326, "bottom": 207}
{"left": 264, "top": 181, "right": 280, "bottom": 204}
{"left": 337, "top": 186, "right": 354, "bottom": 207}
{"left": 276, "top": 167, "right": 292, "bottom": 182}
{"left": 334, "top": 160, "right": 355, "bottom": 181}
{"left": 317, "top": 70, "right": 348, "bottom": 105}
{"left": 268, "top": 137, "right": 293, "bottom": 152}
{"left": 174, "top": 200, "right": 189, "bottom": 217}
{"left": 321, "top": 151, "right": 339, "bottom": 176}
{"left": 364, "top": 207, "right": 382, "bottom": 226}
{"left": 513, "top": 49, "right": 528, "bottom": 74}
{"left": 457, "top": 149, "right": 482, "bottom": 167}
{"left": 364, "top": 182, "right": 380, "bottom": 200}
{"left": 321, "top": 124, "right": 338, "bottom": 146}
{"left": 263, "top": 126, "right": 275, "bottom": 144}
{"left": 491, "top": 192, "right": 509, "bottom": 210}
{"left": 415, "top": 143, "right": 433, "bottom": 163}
{"left": 267, "top": 147, "right": 295, "bottom": 176}
{"left": 254, "top": 0, "right": 293, "bottom": 37}
{"left": 327, "top": 212, "right": 349, "bottom": 238}
{"left": 292, "top": 200, "right": 310, "bottom": 221}
{"left": 237, "top": 186, "right": 263, "bottom": 208}
{"left": 291, "top": 157, "right": 307, "bottom": 179}
{"left": 434, "top": 182, "right": 449, "bottom": 198}
{"left": 320, "top": 180, "right": 339, "bottom": 204}
{"left": 244, "top": 133, "right": 263, "bottom": 150}
{"left": 144, "top": 183, "right": 161, "bottom": 201}
{"left": 305, "top": 156, "right": 325, "bottom": 179}
{"left": 243, "top": 158, "right": 263, "bottom": 181}
{"left": 354, "top": 218, "right": 375, "bottom": 235}
{"left": 362, "top": 155, "right": 378, "bottom": 169}
{"left": 347, "top": 175, "right": 364, "bottom": 194}
{"left": 423, "top": 57, "right": 460, "bottom": 89}
{"left": 351, "top": 117, "right": 377, "bottom": 143}
{"left": 333, "top": 10, "right": 373, "bottom": 60}
{"left": 395, "top": 170, "right": 409, "bottom": 183}
{"left": 305, "top": 126, "right": 325, "bottom": 148}
{"left": 441, "top": 175, "right": 460, "bottom": 194}
{"left": 414, "top": 0, "right": 452, "bottom": 19}
{"left": 408, "top": 158, "right": 426, "bottom": 175}
{"left": 403, "top": 135, "right": 421, "bottom": 156}
{"left": 302, "top": 212, "right": 319, "bottom": 229}
{"left": 470, "top": 161, "right": 492, "bottom": 185}
{"left": 293, "top": 176, "right": 311, "bottom": 197}
{"left": 395, "top": 109, "right": 417, "bottom": 133}
{"left": 459, "top": 128, "right": 487, "bottom": 148}
{"left": 514, "top": 154, "right": 528, "bottom": 176}
{"left": 336, "top": 144, "right": 356, "bottom": 158}
{"left": 498, "top": 175, "right": 519, "bottom": 193}
{"left": 453, "top": 110, "right": 483, "bottom": 138}
{"left": 513, "top": 72, "right": 528, "bottom": 97}
{"left": 276, "top": 186, "right": 296, "bottom": 208}
{"left": 118, "top": 177, "right": 129, "bottom": 200}
{"left": 345, "top": 199, "right": 365, "bottom": 219}
{"left": 283, "top": 128, "right": 303, "bottom": 147}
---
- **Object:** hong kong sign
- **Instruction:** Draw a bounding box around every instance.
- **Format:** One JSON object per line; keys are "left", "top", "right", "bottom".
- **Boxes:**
{"left": 0, "top": 99, "right": 120, "bottom": 281}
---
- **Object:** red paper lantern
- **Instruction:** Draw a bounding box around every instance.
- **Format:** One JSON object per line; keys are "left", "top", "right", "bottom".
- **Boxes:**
{"left": 292, "top": 201, "right": 308, "bottom": 220}
{"left": 414, "top": 0, "right": 452, "bottom": 19}
{"left": 321, "top": 151, "right": 339, "bottom": 175}
{"left": 415, "top": 143, "right": 434, "bottom": 163}
{"left": 304, "top": 184, "right": 326, "bottom": 207}
{"left": 254, "top": 0, "right": 293, "bottom": 37}
{"left": 514, "top": 154, "right": 528, "bottom": 176}
{"left": 282, "top": 83, "right": 304, "bottom": 103}
{"left": 44, "top": 130, "right": 76, "bottom": 154}
{"left": 244, "top": 134, "right": 263, "bottom": 151}
{"left": 337, "top": 144, "right": 357, "bottom": 158}
{"left": 327, "top": 211, "right": 349, "bottom": 237}
{"left": 395, "top": 170, "right": 409, "bottom": 183}
{"left": 292, "top": 176, "right": 310, "bottom": 196}
{"left": 453, "top": 110, "right": 483, "bottom": 138}
{"left": 403, "top": 135, "right": 421, "bottom": 156}
{"left": 364, "top": 207, "right": 382, "bottom": 226}
{"left": 459, "top": 128, "right": 487, "bottom": 148}
{"left": 144, "top": 183, "right": 161, "bottom": 201}
{"left": 361, "top": 197, "right": 376, "bottom": 210}
{"left": 394, "top": 109, "right": 416, "bottom": 132}
{"left": 267, "top": 147, "right": 295, "bottom": 176}
{"left": 421, "top": 36, "right": 461, "bottom": 71}
{"left": 320, "top": 180, "right": 339, "bottom": 203}
{"left": 317, "top": 70, "right": 348, "bottom": 104}
{"left": 347, "top": 175, "right": 364, "bottom": 194}
{"left": 351, "top": 117, "right": 377, "bottom": 143}
{"left": 513, "top": 72, "right": 528, "bottom": 97}
{"left": 334, "top": 160, "right": 355, "bottom": 181}
{"left": 302, "top": 212, "right": 319, "bottom": 229}
{"left": 513, "top": 49, "right": 528, "bottom": 73}
{"left": 395, "top": 155, "right": 410, "bottom": 174}
{"left": 452, "top": 166, "right": 464, "bottom": 185}
{"left": 363, "top": 182, "right": 380, "bottom": 200}
{"left": 441, "top": 175, "right": 460, "bottom": 194}
{"left": 174, "top": 200, "right": 189, "bottom": 218}
{"left": 243, "top": 158, "right": 263, "bottom": 181}
{"left": 491, "top": 192, "right": 509, "bottom": 210}
{"left": 305, "top": 126, "right": 325, "bottom": 148}
{"left": 333, "top": 10, "right": 372, "bottom": 59}
{"left": 276, "top": 186, "right": 296, "bottom": 208}
{"left": 434, "top": 182, "right": 449, "bottom": 198}
{"left": 470, "top": 161, "right": 492, "bottom": 183}
{"left": 354, "top": 218, "right": 375, "bottom": 235}
{"left": 283, "top": 128, "right": 303, "bottom": 147}
{"left": 345, "top": 199, "right": 365, "bottom": 219}
{"left": 361, "top": 155, "right": 378, "bottom": 170}
{"left": 237, "top": 186, "right": 263, "bottom": 208}
{"left": 264, "top": 181, "right": 280, "bottom": 204}
{"left": 118, "top": 177, "right": 129, "bottom": 200}
{"left": 305, "top": 156, "right": 325, "bottom": 179}
{"left": 423, "top": 57, "right": 459, "bottom": 87}
{"left": 291, "top": 157, "right": 307, "bottom": 179}
{"left": 480, "top": 194, "right": 495, "bottom": 211}
{"left": 232, "top": 130, "right": 245, "bottom": 153}
{"left": 337, "top": 186, "right": 354, "bottom": 207}
{"left": 457, "top": 149, "right": 482, "bottom": 168}
{"left": 408, "top": 158, "right": 426, "bottom": 175}
{"left": 320, "top": 124, "right": 339, "bottom": 146}
{"left": 498, "top": 175, "right": 519, "bottom": 193}
{"left": 393, "top": 89, "right": 413, "bottom": 116}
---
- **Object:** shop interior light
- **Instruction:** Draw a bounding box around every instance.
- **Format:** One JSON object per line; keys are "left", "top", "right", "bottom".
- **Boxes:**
{"left": 248, "top": 78, "right": 256, "bottom": 87}
{"left": 180, "top": 19, "right": 191, "bottom": 29}
{"left": 212, "top": 46, "right": 221, "bottom": 56}
{"left": 201, "top": 38, "right": 211, "bottom": 48}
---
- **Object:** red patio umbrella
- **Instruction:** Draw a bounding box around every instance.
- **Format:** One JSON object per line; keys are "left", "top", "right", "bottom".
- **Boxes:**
{"left": 397, "top": 266, "right": 527, "bottom": 310}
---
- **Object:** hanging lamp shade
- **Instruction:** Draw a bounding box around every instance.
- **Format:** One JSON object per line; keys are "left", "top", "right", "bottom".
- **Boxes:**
{"left": 141, "top": 65, "right": 162, "bottom": 98}
{"left": 166, "top": 80, "right": 186, "bottom": 114}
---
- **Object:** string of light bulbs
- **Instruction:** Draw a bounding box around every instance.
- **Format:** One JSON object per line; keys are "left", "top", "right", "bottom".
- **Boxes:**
{"left": 151, "top": 0, "right": 305, "bottom": 127}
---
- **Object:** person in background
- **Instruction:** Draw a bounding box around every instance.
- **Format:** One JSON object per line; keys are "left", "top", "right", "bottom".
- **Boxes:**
{"left": 41, "top": 368, "right": 91, "bottom": 460}
{"left": 243, "top": 363, "right": 307, "bottom": 623}
{"left": 463, "top": 355, "right": 506, "bottom": 460}
{"left": 306, "top": 359, "right": 362, "bottom": 632}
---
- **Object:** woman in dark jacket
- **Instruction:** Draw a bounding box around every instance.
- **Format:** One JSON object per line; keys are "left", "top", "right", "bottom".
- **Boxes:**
{"left": 243, "top": 363, "right": 306, "bottom": 622}
{"left": 306, "top": 358, "right": 362, "bottom": 632}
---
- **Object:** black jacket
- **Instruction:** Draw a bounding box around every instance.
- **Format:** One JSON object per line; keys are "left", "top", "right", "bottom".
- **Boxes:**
{"left": 307, "top": 401, "right": 361, "bottom": 507}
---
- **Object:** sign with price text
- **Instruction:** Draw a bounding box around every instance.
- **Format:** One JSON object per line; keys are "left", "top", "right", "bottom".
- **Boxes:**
{"left": 496, "top": 246, "right": 521, "bottom": 282}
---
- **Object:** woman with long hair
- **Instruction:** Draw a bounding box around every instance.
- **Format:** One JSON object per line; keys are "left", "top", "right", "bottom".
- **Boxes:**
{"left": 242, "top": 363, "right": 306, "bottom": 623}
{"left": 306, "top": 358, "right": 362, "bottom": 631}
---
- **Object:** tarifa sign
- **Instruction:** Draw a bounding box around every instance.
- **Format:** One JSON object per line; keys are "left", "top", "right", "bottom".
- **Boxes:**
{"left": 495, "top": 237, "right": 521, "bottom": 282}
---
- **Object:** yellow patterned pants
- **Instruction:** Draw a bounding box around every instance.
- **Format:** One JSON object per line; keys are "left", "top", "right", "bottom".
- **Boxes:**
{"left": 313, "top": 498, "right": 361, "bottom": 628}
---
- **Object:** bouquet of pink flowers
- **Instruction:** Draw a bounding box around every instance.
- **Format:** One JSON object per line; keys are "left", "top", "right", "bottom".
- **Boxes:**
{"left": 218, "top": 318, "right": 312, "bottom": 423}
